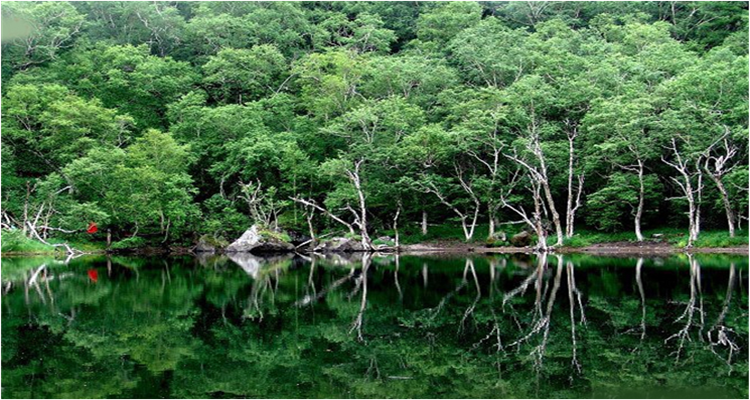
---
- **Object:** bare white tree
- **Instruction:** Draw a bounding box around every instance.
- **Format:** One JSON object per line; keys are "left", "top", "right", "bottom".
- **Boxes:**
{"left": 662, "top": 138, "right": 704, "bottom": 247}
{"left": 238, "top": 179, "right": 284, "bottom": 230}
{"left": 703, "top": 127, "right": 740, "bottom": 238}
{"left": 564, "top": 120, "right": 585, "bottom": 238}
{"left": 462, "top": 113, "right": 507, "bottom": 238}
{"left": 414, "top": 167, "right": 481, "bottom": 241}
{"left": 499, "top": 167, "right": 548, "bottom": 251}
{"left": 505, "top": 125, "right": 564, "bottom": 247}
{"left": 292, "top": 158, "right": 373, "bottom": 250}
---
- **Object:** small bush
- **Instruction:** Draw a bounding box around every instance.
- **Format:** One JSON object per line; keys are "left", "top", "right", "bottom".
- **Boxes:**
{"left": 259, "top": 229, "right": 291, "bottom": 243}
{"left": 198, "top": 234, "right": 229, "bottom": 248}
{"left": 372, "top": 238, "right": 395, "bottom": 246}
{"left": 485, "top": 237, "right": 509, "bottom": 247}
{"left": 110, "top": 236, "right": 147, "bottom": 250}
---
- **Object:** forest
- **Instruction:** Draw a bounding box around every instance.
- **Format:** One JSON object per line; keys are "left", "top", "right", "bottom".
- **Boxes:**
{"left": 1, "top": 1, "right": 748, "bottom": 252}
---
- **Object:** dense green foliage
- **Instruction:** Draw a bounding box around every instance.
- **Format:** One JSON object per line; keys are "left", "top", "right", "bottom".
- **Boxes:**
{"left": 2, "top": 254, "right": 747, "bottom": 398}
{"left": 1, "top": 1, "right": 747, "bottom": 248}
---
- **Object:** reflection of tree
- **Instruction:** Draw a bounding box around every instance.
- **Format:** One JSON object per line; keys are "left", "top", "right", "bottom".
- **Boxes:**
{"left": 350, "top": 253, "right": 371, "bottom": 342}
{"left": 508, "top": 255, "right": 563, "bottom": 371}
{"left": 566, "top": 259, "right": 586, "bottom": 375}
{"left": 2, "top": 253, "right": 747, "bottom": 399}
{"left": 707, "top": 262, "right": 739, "bottom": 371}
{"left": 665, "top": 253, "right": 705, "bottom": 362}
{"left": 459, "top": 259, "right": 481, "bottom": 334}
{"left": 635, "top": 257, "right": 646, "bottom": 344}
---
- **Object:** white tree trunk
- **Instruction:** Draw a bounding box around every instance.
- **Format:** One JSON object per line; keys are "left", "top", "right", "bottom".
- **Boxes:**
{"left": 421, "top": 210, "right": 428, "bottom": 236}
{"left": 533, "top": 128, "right": 564, "bottom": 246}
{"left": 663, "top": 139, "right": 701, "bottom": 247}
{"left": 346, "top": 159, "right": 372, "bottom": 249}
{"left": 635, "top": 160, "right": 645, "bottom": 242}
{"left": 488, "top": 212, "right": 496, "bottom": 238}
{"left": 703, "top": 134, "right": 738, "bottom": 238}
{"left": 565, "top": 127, "right": 580, "bottom": 238}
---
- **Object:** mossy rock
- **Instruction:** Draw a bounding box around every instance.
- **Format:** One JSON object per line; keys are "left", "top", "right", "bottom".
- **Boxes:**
{"left": 195, "top": 234, "right": 229, "bottom": 253}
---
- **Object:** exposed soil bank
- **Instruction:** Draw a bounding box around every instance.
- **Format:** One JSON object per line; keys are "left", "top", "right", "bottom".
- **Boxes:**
{"left": 399, "top": 240, "right": 749, "bottom": 256}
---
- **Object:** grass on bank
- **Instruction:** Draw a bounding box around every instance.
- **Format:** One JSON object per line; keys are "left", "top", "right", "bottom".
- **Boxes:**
{"left": 384, "top": 222, "right": 747, "bottom": 249}
{"left": 1, "top": 229, "right": 106, "bottom": 254}
{"left": 1, "top": 229, "right": 54, "bottom": 253}
{"left": 558, "top": 228, "right": 749, "bottom": 248}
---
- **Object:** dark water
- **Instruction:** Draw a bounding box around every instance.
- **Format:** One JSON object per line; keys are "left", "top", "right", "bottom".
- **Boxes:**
{"left": 1, "top": 252, "right": 748, "bottom": 399}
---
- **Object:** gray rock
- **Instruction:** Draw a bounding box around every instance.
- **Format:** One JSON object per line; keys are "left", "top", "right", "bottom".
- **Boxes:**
{"left": 225, "top": 225, "right": 294, "bottom": 254}
{"left": 510, "top": 231, "right": 532, "bottom": 247}
{"left": 490, "top": 231, "right": 507, "bottom": 242}
{"left": 314, "top": 237, "right": 365, "bottom": 253}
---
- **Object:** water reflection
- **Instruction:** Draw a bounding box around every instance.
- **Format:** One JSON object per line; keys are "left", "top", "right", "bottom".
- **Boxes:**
{"left": 1, "top": 252, "right": 748, "bottom": 398}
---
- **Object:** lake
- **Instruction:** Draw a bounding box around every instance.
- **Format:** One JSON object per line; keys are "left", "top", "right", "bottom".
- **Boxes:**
{"left": 1, "top": 252, "right": 748, "bottom": 398}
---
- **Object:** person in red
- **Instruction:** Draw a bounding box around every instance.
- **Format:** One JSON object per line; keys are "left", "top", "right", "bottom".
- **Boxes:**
{"left": 87, "top": 221, "right": 98, "bottom": 234}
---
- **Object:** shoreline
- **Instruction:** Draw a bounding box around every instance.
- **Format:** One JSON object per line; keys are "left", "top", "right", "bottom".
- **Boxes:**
{"left": 2, "top": 243, "right": 748, "bottom": 258}
{"left": 398, "top": 243, "right": 749, "bottom": 256}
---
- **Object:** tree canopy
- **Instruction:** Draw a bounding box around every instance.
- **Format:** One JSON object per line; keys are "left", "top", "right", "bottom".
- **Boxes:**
{"left": 1, "top": 1, "right": 747, "bottom": 248}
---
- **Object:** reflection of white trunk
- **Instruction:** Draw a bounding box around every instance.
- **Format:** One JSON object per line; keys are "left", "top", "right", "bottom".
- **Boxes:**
{"left": 635, "top": 258, "right": 646, "bottom": 343}
{"left": 459, "top": 259, "right": 481, "bottom": 334}
{"left": 350, "top": 254, "right": 371, "bottom": 342}
{"left": 665, "top": 254, "right": 704, "bottom": 362}
{"left": 394, "top": 255, "right": 402, "bottom": 301}
{"left": 506, "top": 254, "right": 563, "bottom": 373}
{"left": 566, "top": 260, "right": 584, "bottom": 374}
{"left": 295, "top": 266, "right": 356, "bottom": 307}
{"left": 503, "top": 253, "right": 546, "bottom": 309}
{"left": 707, "top": 263, "right": 739, "bottom": 369}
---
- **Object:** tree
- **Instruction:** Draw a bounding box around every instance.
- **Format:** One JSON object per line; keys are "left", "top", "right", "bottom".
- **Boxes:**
{"left": 584, "top": 95, "right": 660, "bottom": 241}
{"left": 1, "top": 2, "right": 85, "bottom": 72}
{"left": 202, "top": 45, "right": 287, "bottom": 104}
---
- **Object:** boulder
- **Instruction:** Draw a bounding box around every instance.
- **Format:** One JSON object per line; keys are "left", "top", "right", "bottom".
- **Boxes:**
{"left": 313, "top": 237, "right": 365, "bottom": 253}
{"left": 510, "top": 231, "right": 532, "bottom": 247}
{"left": 225, "top": 225, "right": 294, "bottom": 254}
{"left": 485, "top": 231, "right": 508, "bottom": 247}
{"left": 491, "top": 231, "right": 507, "bottom": 242}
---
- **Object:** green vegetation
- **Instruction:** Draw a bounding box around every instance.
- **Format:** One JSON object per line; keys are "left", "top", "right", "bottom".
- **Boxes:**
{"left": 1, "top": 2, "right": 747, "bottom": 252}
{"left": 561, "top": 228, "right": 749, "bottom": 248}
{"left": 0, "top": 229, "right": 54, "bottom": 253}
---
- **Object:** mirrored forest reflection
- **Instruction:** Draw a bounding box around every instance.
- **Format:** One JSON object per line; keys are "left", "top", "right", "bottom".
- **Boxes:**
{"left": 2, "top": 252, "right": 748, "bottom": 398}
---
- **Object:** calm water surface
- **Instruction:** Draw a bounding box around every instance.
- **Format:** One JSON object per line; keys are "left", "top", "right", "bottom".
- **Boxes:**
{"left": 1, "top": 252, "right": 748, "bottom": 398}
